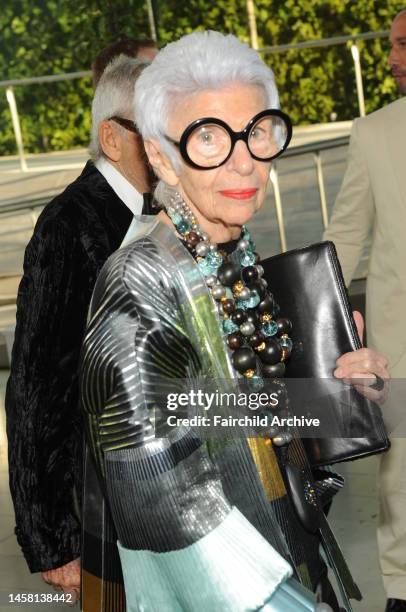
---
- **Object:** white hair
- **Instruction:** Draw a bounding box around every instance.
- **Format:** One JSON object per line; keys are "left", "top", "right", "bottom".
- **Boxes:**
{"left": 134, "top": 30, "right": 280, "bottom": 173}
{"left": 90, "top": 55, "right": 149, "bottom": 161}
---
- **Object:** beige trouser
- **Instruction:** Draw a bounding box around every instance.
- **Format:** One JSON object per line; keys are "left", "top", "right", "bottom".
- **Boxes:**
{"left": 378, "top": 435, "right": 406, "bottom": 599}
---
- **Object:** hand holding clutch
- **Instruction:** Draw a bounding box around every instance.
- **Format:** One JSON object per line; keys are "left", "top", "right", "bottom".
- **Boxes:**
{"left": 334, "top": 310, "right": 390, "bottom": 404}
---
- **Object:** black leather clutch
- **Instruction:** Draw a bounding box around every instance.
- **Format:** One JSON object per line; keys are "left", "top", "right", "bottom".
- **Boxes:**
{"left": 261, "top": 241, "right": 390, "bottom": 466}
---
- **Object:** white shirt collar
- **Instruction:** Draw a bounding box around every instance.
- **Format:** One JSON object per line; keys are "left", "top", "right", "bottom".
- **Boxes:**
{"left": 95, "top": 157, "right": 144, "bottom": 215}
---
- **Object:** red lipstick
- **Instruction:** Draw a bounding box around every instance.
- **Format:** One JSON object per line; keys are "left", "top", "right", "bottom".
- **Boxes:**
{"left": 219, "top": 189, "right": 258, "bottom": 200}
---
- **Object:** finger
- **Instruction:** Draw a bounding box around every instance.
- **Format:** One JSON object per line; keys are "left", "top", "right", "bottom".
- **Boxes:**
{"left": 353, "top": 310, "right": 364, "bottom": 346}
{"left": 336, "top": 361, "right": 389, "bottom": 383}
{"left": 370, "top": 375, "right": 385, "bottom": 391}
{"left": 335, "top": 349, "right": 389, "bottom": 371}
{"left": 352, "top": 382, "right": 388, "bottom": 404}
{"left": 333, "top": 349, "right": 390, "bottom": 378}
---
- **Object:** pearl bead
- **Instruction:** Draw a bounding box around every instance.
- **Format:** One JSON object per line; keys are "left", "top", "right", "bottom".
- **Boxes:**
{"left": 209, "top": 244, "right": 217, "bottom": 251}
{"left": 232, "top": 309, "right": 247, "bottom": 325}
{"left": 227, "top": 332, "right": 244, "bottom": 350}
{"left": 200, "top": 232, "right": 209, "bottom": 242}
{"left": 218, "top": 262, "right": 241, "bottom": 287}
{"left": 206, "top": 275, "right": 217, "bottom": 287}
{"left": 222, "top": 298, "right": 235, "bottom": 314}
{"left": 212, "top": 285, "right": 226, "bottom": 300}
{"left": 261, "top": 362, "right": 286, "bottom": 378}
{"left": 272, "top": 433, "right": 292, "bottom": 446}
{"left": 259, "top": 338, "right": 282, "bottom": 365}
{"left": 195, "top": 241, "right": 210, "bottom": 257}
{"left": 231, "top": 347, "right": 257, "bottom": 373}
{"left": 277, "top": 318, "right": 292, "bottom": 335}
{"left": 240, "top": 321, "right": 256, "bottom": 336}
{"left": 238, "top": 287, "right": 251, "bottom": 301}
{"left": 237, "top": 238, "right": 250, "bottom": 251}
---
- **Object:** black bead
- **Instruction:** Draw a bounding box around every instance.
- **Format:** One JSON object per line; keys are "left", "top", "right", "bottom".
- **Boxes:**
{"left": 227, "top": 332, "right": 244, "bottom": 350}
{"left": 232, "top": 309, "right": 247, "bottom": 325}
{"left": 258, "top": 294, "right": 274, "bottom": 314}
{"left": 241, "top": 265, "right": 259, "bottom": 286}
{"left": 277, "top": 318, "right": 292, "bottom": 335}
{"left": 245, "top": 310, "right": 260, "bottom": 328}
{"left": 222, "top": 299, "right": 235, "bottom": 314}
{"left": 258, "top": 338, "right": 282, "bottom": 365}
{"left": 249, "top": 331, "right": 264, "bottom": 348}
{"left": 253, "top": 278, "right": 268, "bottom": 299}
{"left": 261, "top": 362, "right": 286, "bottom": 378}
{"left": 187, "top": 231, "right": 200, "bottom": 247}
{"left": 231, "top": 347, "right": 257, "bottom": 373}
{"left": 217, "top": 261, "right": 241, "bottom": 287}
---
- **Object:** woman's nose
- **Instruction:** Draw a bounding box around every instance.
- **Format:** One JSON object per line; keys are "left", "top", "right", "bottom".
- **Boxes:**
{"left": 226, "top": 139, "right": 254, "bottom": 175}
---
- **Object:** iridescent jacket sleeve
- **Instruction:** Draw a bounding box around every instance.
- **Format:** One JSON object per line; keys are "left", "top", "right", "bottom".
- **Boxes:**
{"left": 80, "top": 231, "right": 300, "bottom": 611}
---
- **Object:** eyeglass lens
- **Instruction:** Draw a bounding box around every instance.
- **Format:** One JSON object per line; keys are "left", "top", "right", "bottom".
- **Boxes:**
{"left": 185, "top": 114, "right": 289, "bottom": 168}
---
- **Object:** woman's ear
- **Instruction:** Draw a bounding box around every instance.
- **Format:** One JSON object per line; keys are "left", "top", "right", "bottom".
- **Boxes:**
{"left": 144, "top": 139, "right": 179, "bottom": 186}
{"left": 98, "top": 121, "right": 122, "bottom": 162}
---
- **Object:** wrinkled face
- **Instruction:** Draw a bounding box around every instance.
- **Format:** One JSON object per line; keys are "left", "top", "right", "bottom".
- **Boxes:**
{"left": 389, "top": 13, "right": 406, "bottom": 94}
{"left": 167, "top": 84, "right": 272, "bottom": 231}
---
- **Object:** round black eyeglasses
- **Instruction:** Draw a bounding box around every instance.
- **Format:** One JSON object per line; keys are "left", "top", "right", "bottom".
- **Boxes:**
{"left": 165, "top": 109, "right": 292, "bottom": 170}
{"left": 109, "top": 116, "right": 139, "bottom": 134}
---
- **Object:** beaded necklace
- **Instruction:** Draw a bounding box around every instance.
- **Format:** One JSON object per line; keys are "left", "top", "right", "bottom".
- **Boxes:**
{"left": 166, "top": 192, "right": 293, "bottom": 396}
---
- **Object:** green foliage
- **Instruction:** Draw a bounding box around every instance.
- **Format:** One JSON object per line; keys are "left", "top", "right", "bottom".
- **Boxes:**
{"left": 0, "top": 0, "right": 404, "bottom": 155}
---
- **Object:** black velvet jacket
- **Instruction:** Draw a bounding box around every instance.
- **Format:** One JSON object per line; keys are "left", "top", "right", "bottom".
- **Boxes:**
{"left": 5, "top": 161, "right": 151, "bottom": 573}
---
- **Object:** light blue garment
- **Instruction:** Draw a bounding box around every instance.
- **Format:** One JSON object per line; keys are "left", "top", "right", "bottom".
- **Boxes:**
{"left": 118, "top": 507, "right": 290, "bottom": 611}
{"left": 118, "top": 507, "right": 316, "bottom": 611}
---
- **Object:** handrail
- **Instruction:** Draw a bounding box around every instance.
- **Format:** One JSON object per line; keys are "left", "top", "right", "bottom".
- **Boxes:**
{"left": 0, "top": 71, "right": 92, "bottom": 89}
{"left": 283, "top": 135, "right": 350, "bottom": 158}
{"left": 0, "top": 134, "right": 351, "bottom": 218}
{"left": 259, "top": 29, "right": 389, "bottom": 54}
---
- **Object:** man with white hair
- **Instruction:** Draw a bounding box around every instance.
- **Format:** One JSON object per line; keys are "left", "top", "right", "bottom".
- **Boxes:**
{"left": 325, "top": 9, "right": 406, "bottom": 612}
{"left": 5, "top": 56, "right": 154, "bottom": 606}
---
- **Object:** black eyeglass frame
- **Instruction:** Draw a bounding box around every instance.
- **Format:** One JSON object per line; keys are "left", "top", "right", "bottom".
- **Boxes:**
{"left": 108, "top": 115, "right": 139, "bottom": 134}
{"left": 166, "top": 109, "right": 292, "bottom": 170}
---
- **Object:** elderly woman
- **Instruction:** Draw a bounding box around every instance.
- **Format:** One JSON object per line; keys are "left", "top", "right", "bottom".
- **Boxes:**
{"left": 81, "top": 31, "right": 389, "bottom": 612}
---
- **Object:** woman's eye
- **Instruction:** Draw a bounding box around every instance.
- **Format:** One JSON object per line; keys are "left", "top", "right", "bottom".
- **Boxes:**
{"left": 199, "top": 131, "right": 214, "bottom": 144}
{"left": 251, "top": 127, "right": 265, "bottom": 140}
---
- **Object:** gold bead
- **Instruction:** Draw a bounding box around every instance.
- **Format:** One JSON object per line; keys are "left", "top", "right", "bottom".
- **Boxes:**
{"left": 196, "top": 256, "right": 203, "bottom": 262}
{"left": 261, "top": 313, "right": 272, "bottom": 322}
{"left": 255, "top": 342, "right": 266, "bottom": 352}
{"left": 281, "top": 333, "right": 288, "bottom": 338}
{"left": 244, "top": 369, "right": 255, "bottom": 378}
{"left": 220, "top": 296, "right": 228, "bottom": 303}
{"left": 232, "top": 281, "right": 244, "bottom": 295}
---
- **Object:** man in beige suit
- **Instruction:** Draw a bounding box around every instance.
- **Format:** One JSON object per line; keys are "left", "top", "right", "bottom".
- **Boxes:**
{"left": 324, "top": 10, "right": 406, "bottom": 612}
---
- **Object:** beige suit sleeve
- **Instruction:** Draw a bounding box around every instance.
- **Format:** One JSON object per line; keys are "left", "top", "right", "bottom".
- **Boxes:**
{"left": 323, "top": 119, "right": 375, "bottom": 286}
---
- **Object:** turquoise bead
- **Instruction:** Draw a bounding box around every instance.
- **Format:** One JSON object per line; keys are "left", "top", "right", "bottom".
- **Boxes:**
{"left": 235, "top": 299, "right": 249, "bottom": 311}
{"left": 207, "top": 251, "right": 223, "bottom": 267}
{"left": 198, "top": 258, "right": 217, "bottom": 276}
{"left": 223, "top": 318, "right": 239, "bottom": 334}
{"left": 262, "top": 320, "right": 278, "bottom": 336}
{"left": 171, "top": 212, "right": 183, "bottom": 225}
{"left": 247, "top": 374, "right": 264, "bottom": 391}
{"left": 280, "top": 336, "right": 293, "bottom": 351}
{"left": 177, "top": 220, "right": 190, "bottom": 234}
{"left": 240, "top": 251, "right": 256, "bottom": 267}
{"left": 246, "top": 289, "right": 260, "bottom": 308}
